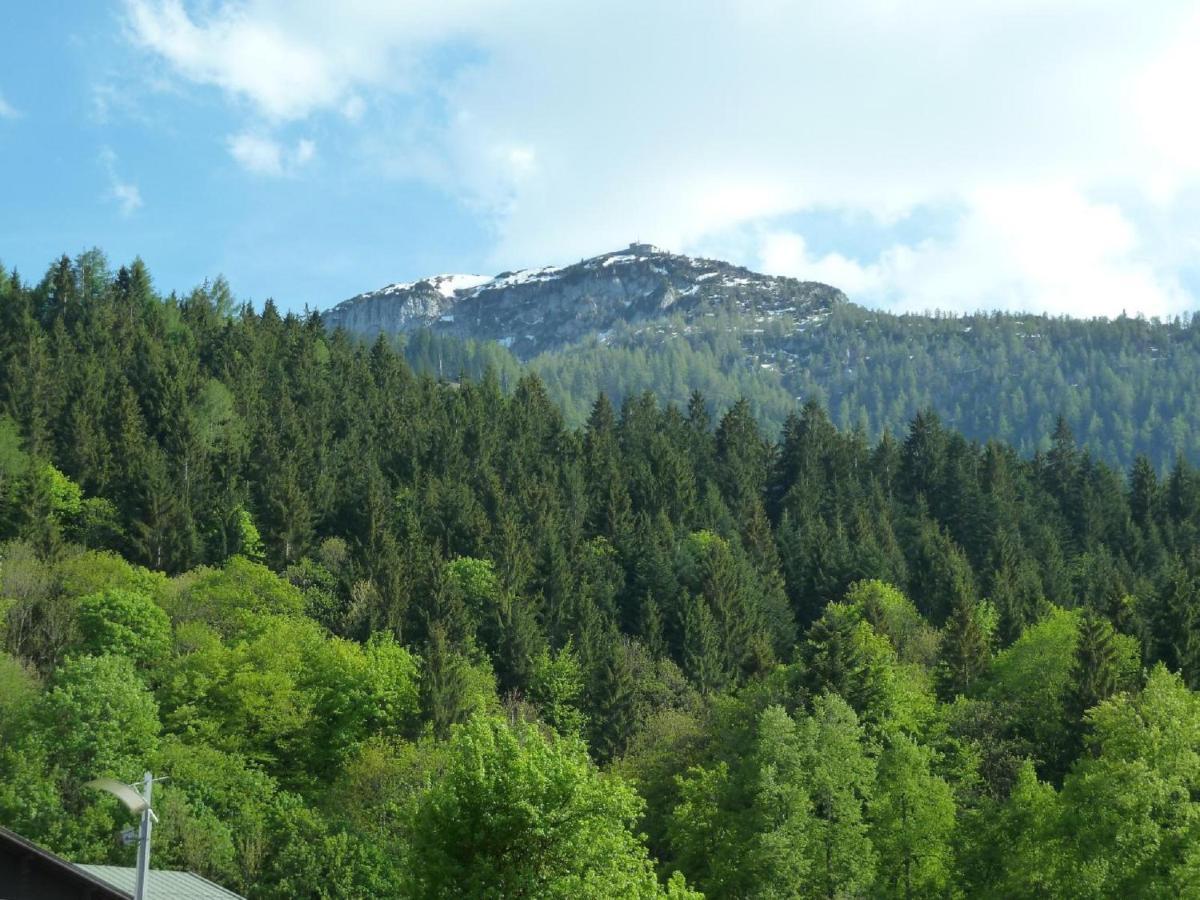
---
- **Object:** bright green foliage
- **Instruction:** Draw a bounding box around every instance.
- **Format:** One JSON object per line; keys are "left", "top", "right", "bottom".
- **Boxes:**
{"left": 55, "top": 550, "right": 169, "bottom": 602}
{"left": 329, "top": 734, "right": 448, "bottom": 864}
{"left": 0, "top": 654, "right": 162, "bottom": 861}
{"left": 669, "top": 704, "right": 819, "bottom": 898}
{"left": 149, "top": 738, "right": 281, "bottom": 891}
{"left": 444, "top": 556, "right": 500, "bottom": 618}
{"left": 261, "top": 796, "right": 405, "bottom": 899}
{"left": 304, "top": 632, "right": 422, "bottom": 776}
{"left": 1057, "top": 666, "right": 1200, "bottom": 896}
{"left": 847, "top": 579, "right": 940, "bottom": 667}
{"left": 0, "top": 739, "right": 74, "bottom": 857}
{"left": 75, "top": 588, "right": 171, "bottom": 667}
{"left": 959, "top": 761, "right": 1065, "bottom": 897}
{"left": 802, "top": 693, "right": 878, "bottom": 898}
{"left": 235, "top": 507, "right": 265, "bottom": 562}
{"left": 669, "top": 697, "right": 878, "bottom": 899}
{"left": 38, "top": 463, "right": 83, "bottom": 521}
{"left": 406, "top": 716, "right": 696, "bottom": 898}
{"left": 158, "top": 613, "right": 419, "bottom": 784}
{"left": 166, "top": 555, "right": 305, "bottom": 636}
{"left": 669, "top": 760, "right": 745, "bottom": 896}
{"left": 0, "top": 652, "right": 39, "bottom": 740}
{"left": 745, "top": 706, "right": 815, "bottom": 897}
{"left": 157, "top": 617, "right": 320, "bottom": 769}
{"left": 529, "top": 639, "right": 587, "bottom": 736}
{"left": 984, "top": 607, "right": 1081, "bottom": 776}
{"left": 36, "top": 654, "right": 161, "bottom": 780}
{"left": 870, "top": 734, "right": 956, "bottom": 898}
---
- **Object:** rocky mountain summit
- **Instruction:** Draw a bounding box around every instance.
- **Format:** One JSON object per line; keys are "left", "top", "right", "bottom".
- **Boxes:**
{"left": 322, "top": 244, "right": 847, "bottom": 358}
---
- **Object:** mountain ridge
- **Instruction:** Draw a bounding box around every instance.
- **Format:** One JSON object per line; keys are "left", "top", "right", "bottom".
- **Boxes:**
{"left": 322, "top": 243, "right": 848, "bottom": 358}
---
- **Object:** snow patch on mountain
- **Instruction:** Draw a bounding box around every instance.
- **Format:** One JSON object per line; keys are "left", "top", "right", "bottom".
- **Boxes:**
{"left": 425, "top": 274, "right": 494, "bottom": 298}
{"left": 486, "top": 265, "right": 566, "bottom": 289}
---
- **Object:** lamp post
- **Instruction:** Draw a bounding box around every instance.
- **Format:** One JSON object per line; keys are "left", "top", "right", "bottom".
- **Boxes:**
{"left": 86, "top": 771, "right": 161, "bottom": 900}
{"left": 133, "top": 771, "right": 153, "bottom": 900}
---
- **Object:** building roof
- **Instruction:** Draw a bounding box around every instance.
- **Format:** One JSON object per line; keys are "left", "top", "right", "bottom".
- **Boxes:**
{"left": 0, "top": 826, "right": 245, "bottom": 900}
{"left": 77, "top": 866, "right": 245, "bottom": 900}
{"left": 0, "top": 824, "right": 128, "bottom": 899}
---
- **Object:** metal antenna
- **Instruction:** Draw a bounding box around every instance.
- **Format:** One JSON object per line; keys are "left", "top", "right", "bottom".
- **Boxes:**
{"left": 86, "top": 771, "right": 163, "bottom": 900}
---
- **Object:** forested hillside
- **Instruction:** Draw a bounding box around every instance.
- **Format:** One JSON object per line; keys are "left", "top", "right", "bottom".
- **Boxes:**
{"left": 527, "top": 303, "right": 1200, "bottom": 472}
{"left": 337, "top": 246, "right": 1200, "bottom": 473}
{"left": 4, "top": 251, "right": 1200, "bottom": 897}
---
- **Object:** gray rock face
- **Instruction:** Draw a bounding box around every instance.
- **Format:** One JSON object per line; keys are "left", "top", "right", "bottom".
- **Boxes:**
{"left": 321, "top": 244, "right": 847, "bottom": 359}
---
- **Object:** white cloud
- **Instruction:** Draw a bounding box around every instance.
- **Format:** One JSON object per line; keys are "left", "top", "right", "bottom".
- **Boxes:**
{"left": 124, "top": 0, "right": 1200, "bottom": 313}
{"left": 110, "top": 181, "right": 144, "bottom": 215}
{"left": 758, "top": 232, "right": 883, "bottom": 299}
{"left": 100, "top": 148, "right": 143, "bottom": 215}
{"left": 753, "top": 186, "right": 1192, "bottom": 318}
{"left": 228, "top": 133, "right": 283, "bottom": 175}
{"left": 227, "top": 133, "right": 316, "bottom": 176}
{"left": 124, "top": 0, "right": 493, "bottom": 120}
{"left": 0, "top": 90, "right": 19, "bottom": 119}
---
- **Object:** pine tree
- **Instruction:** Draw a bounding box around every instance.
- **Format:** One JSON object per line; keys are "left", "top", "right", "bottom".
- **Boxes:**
{"left": 494, "top": 593, "right": 545, "bottom": 694}
{"left": 1129, "top": 454, "right": 1160, "bottom": 530}
{"left": 587, "top": 637, "right": 639, "bottom": 762}
{"left": 583, "top": 394, "right": 633, "bottom": 545}
{"left": 679, "top": 592, "right": 727, "bottom": 693}
{"left": 1150, "top": 554, "right": 1200, "bottom": 688}
{"left": 936, "top": 597, "right": 991, "bottom": 699}
{"left": 715, "top": 398, "right": 771, "bottom": 513}
{"left": 423, "top": 622, "right": 480, "bottom": 739}
{"left": 1067, "top": 610, "right": 1121, "bottom": 726}
{"left": 900, "top": 409, "right": 947, "bottom": 503}
{"left": 909, "top": 516, "right": 977, "bottom": 625}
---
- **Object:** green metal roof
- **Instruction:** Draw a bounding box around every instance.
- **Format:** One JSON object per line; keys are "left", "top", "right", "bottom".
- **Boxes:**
{"left": 76, "top": 865, "right": 245, "bottom": 899}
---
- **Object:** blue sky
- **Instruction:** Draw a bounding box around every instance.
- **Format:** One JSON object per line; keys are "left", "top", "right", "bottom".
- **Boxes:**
{"left": 0, "top": 2, "right": 491, "bottom": 311}
{"left": 3, "top": 1, "right": 1200, "bottom": 317}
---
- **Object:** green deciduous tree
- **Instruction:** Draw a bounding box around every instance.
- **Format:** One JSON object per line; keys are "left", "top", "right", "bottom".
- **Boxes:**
{"left": 75, "top": 587, "right": 171, "bottom": 667}
{"left": 870, "top": 734, "right": 956, "bottom": 899}
{"left": 406, "top": 716, "right": 697, "bottom": 899}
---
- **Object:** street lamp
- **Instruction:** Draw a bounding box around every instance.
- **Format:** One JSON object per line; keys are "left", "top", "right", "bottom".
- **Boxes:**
{"left": 86, "top": 771, "right": 163, "bottom": 900}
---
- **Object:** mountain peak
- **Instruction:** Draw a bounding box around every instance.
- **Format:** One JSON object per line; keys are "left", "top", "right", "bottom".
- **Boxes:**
{"left": 323, "top": 246, "right": 846, "bottom": 358}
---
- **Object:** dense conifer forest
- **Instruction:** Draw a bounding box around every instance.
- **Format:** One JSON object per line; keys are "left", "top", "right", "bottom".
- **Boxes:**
{"left": 4, "top": 251, "right": 1200, "bottom": 897}
{"left": 401, "top": 302, "right": 1200, "bottom": 474}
